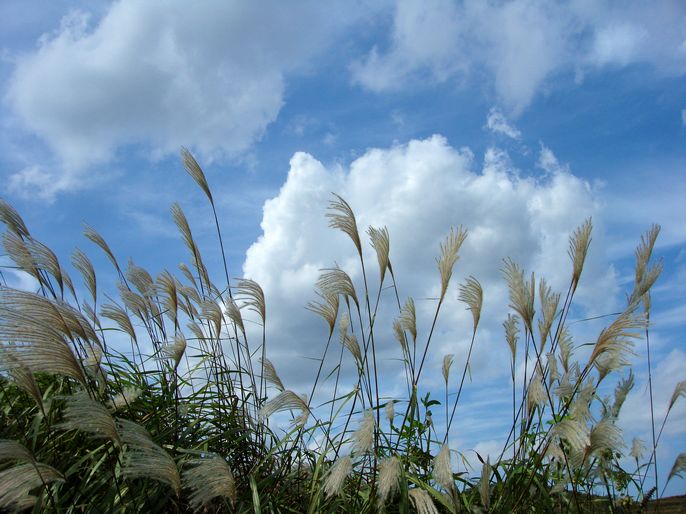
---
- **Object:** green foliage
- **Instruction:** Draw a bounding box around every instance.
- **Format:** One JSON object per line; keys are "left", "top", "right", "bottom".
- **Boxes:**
{"left": 0, "top": 152, "right": 682, "bottom": 513}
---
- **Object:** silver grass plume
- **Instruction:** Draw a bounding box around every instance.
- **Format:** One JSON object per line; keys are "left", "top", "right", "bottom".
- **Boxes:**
{"left": 100, "top": 303, "right": 137, "bottom": 343}
{"left": 327, "top": 193, "right": 362, "bottom": 256}
{"left": 399, "top": 297, "right": 417, "bottom": 343}
{"left": 117, "top": 283, "right": 151, "bottom": 321}
{"left": 224, "top": 298, "right": 245, "bottom": 337}
{"left": 377, "top": 456, "right": 401, "bottom": 508}
{"left": 353, "top": 410, "right": 375, "bottom": 454}
{"left": 156, "top": 270, "right": 179, "bottom": 326}
{"left": 183, "top": 456, "right": 236, "bottom": 511}
{"left": 442, "top": 354, "right": 454, "bottom": 384}
{"left": 558, "top": 326, "right": 573, "bottom": 373}
{"left": 504, "top": 314, "right": 518, "bottom": 363}
{"left": 83, "top": 224, "right": 121, "bottom": 272}
{"left": 343, "top": 333, "right": 362, "bottom": 367}
{"left": 258, "top": 390, "right": 310, "bottom": 425}
{"left": 569, "top": 379, "right": 595, "bottom": 424}
{"left": 630, "top": 438, "right": 647, "bottom": 461}
{"left": 236, "top": 278, "right": 266, "bottom": 325}
{"left": 59, "top": 392, "right": 120, "bottom": 444}
{"left": 0, "top": 440, "right": 34, "bottom": 464}
{"left": 368, "top": 226, "right": 391, "bottom": 282}
{"left": 393, "top": 319, "right": 409, "bottom": 356}
{"left": 0, "top": 352, "right": 44, "bottom": 412}
{"left": 668, "top": 379, "right": 686, "bottom": 412}
{"left": 631, "top": 224, "right": 661, "bottom": 308}
{"left": 181, "top": 147, "right": 213, "bottom": 204}
{"left": 538, "top": 279, "right": 560, "bottom": 349}
{"left": 587, "top": 312, "right": 642, "bottom": 370}
{"left": 568, "top": 218, "right": 592, "bottom": 291}
{"left": 317, "top": 268, "right": 359, "bottom": 309}
{"left": 187, "top": 321, "right": 205, "bottom": 343}
{"left": 587, "top": 419, "right": 624, "bottom": 459}
{"left": 117, "top": 419, "right": 181, "bottom": 495}
{"left": 436, "top": 227, "right": 468, "bottom": 301}
{"left": 160, "top": 335, "right": 187, "bottom": 370}
{"left": 323, "top": 455, "right": 352, "bottom": 498}
{"left": 610, "top": 371, "right": 634, "bottom": 419}
{"left": 25, "top": 238, "right": 65, "bottom": 293}
{"left": 479, "top": 458, "right": 491, "bottom": 510}
{"left": 0, "top": 463, "right": 63, "bottom": 512}
{"left": 3, "top": 232, "right": 39, "bottom": 283}
{"left": 385, "top": 400, "right": 395, "bottom": 423}
{"left": 0, "top": 199, "right": 30, "bottom": 238}
{"left": 458, "top": 276, "right": 483, "bottom": 331}
{"left": 261, "top": 358, "right": 285, "bottom": 391}
{"left": 126, "top": 260, "right": 155, "bottom": 298}
{"left": 71, "top": 248, "right": 97, "bottom": 302}
{"left": 306, "top": 289, "right": 339, "bottom": 336}
{"left": 527, "top": 369, "right": 546, "bottom": 416}
{"left": 109, "top": 387, "right": 142, "bottom": 411}
{"left": 546, "top": 352, "right": 559, "bottom": 387}
{"left": 409, "top": 488, "right": 439, "bottom": 514}
{"left": 503, "top": 258, "right": 535, "bottom": 333}
{"left": 432, "top": 444, "right": 453, "bottom": 491}
{"left": 550, "top": 418, "right": 590, "bottom": 454}
{"left": 201, "top": 300, "right": 223, "bottom": 338}
{"left": 667, "top": 453, "right": 686, "bottom": 485}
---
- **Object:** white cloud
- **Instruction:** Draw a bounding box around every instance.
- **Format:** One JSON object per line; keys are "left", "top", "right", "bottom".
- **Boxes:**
{"left": 4, "top": 1, "right": 368, "bottom": 196}
{"left": 242, "top": 135, "right": 617, "bottom": 401}
{"left": 351, "top": 0, "right": 686, "bottom": 113}
{"left": 485, "top": 107, "right": 521, "bottom": 140}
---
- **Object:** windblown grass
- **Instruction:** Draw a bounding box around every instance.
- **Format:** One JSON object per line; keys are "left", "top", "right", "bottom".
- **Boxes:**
{"left": 0, "top": 150, "right": 683, "bottom": 513}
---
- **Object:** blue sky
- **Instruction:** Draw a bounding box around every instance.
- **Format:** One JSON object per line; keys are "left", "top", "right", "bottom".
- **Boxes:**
{"left": 1, "top": 0, "right": 685, "bottom": 497}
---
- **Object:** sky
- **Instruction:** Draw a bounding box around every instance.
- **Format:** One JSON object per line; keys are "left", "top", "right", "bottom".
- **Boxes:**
{"left": 1, "top": 0, "right": 685, "bottom": 497}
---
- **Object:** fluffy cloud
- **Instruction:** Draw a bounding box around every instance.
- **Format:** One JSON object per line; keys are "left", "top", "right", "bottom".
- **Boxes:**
{"left": 4, "top": 1, "right": 367, "bottom": 195}
{"left": 485, "top": 107, "right": 521, "bottom": 140}
{"left": 352, "top": 0, "right": 686, "bottom": 113}
{"left": 242, "top": 135, "right": 618, "bottom": 399}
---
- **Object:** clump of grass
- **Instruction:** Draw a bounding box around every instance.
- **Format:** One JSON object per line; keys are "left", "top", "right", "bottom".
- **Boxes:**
{"left": 0, "top": 149, "right": 683, "bottom": 513}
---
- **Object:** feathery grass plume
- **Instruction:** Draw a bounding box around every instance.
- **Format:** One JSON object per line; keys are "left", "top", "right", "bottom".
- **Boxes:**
{"left": 353, "top": 410, "right": 375, "bottom": 454}
{"left": 568, "top": 218, "right": 592, "bottom": 291}
{"left": 110, "top": 387, "right": 142, "bottom": 411}
{"left": 432, "top": 444, "right": 453, "bottom": 491}
{"left": 59, "top": 392, "right": 120, "bottom": 444}
{"left": 368, "top": 225, "right": 391, "bottom": 282}
{"left": 479, "top": 457, "right": 491, "bottom": 510}
{"left": 436, "top": 227, "right": 468, "bottom": 301}
{"left": 307, "top": 289, "right": 339, "bottom": 336}
{"left": 156, "top": 270, "right": 178, "bottom": 325}
{"left": 117, "top": 419, "right": 181, "bottom": 495}
{"left": 558, "top": 326, "right": 573, "bottom": 373}
{"left": 224, "top": 298, "right": 245, "bottom": 337}
{"left": 377, "top": 456, "right": 401, "bottom": 508}
{"left": 587, "top": 419, "right": 624, "bottom": 458}
{"left": 100, "top": 303, "right": 137, "bottom": 343}
{"left": 458, "top": 276, "right": 483, "bottom": 331}
{"left": 160, "top": 335, "right": 187, "bottom": 370}
{"left": 634, "top": 224, "right": 660, "bottom": 290}
{"left": 538, "top": 279, "right": 560, "bottom": 348}
{"left": 385, "top": 400, "right": 395, "bottom": 423}
{"left": 201, "top": 300, "right": 223, "bottom": 338}
{"left": 0, "top": 198, "right": 30, "bottom": 238}
{"left": 179, "top": 263, "right": 199, "bottom": 290}
{"left": 399, "top": 297, "right": 417, "bottom": 343}
{"left": 327, "top": 193, "right": 362, "bottom": 256}
{"left": 408, "top": 488, "right": 439, "bottom": 514}
{"left": 187, "top": 321, "right": 205, "bottom": 343}
{"left": 71, "top": 249, "right": 97, "bottom": 302}
{"left": 83, "top": 224, "right": 121, "bottom": 273}
{"left": 183, "top": 456, "right": 236, "bottom": 511}
{"left": 171, "top": 203, "right": 198, "bottom": 258}
{"left": 126, "top": 260, "right": 155, "bottom": 298}
{"left": 629, "top": 262, "right": 663, "bottom": 308}
{"left": 236, "top": 278, "right": 266, "bottom": 325}
{"left": 666, "top": 453, "right": 686, "bottom": 484}
{"left": 323, "top": 455, "right": 352, "bottom": 498}
{"left": 316, "top": 268, "right": 359, "bottom": 309}
{"left": 181, "top": 147, "right": 213, "bottom": 204}
{"left": 668, "top": 379, "right": 686, "bottom": 411}
{"left": 503, "top": 258, "right": 535, "bottom": 333}
{"left": 586, "top": 312, "right": 642, "bottom": 370}
{"left": 630, "top": 438, "right": 647, "bottom": 461}
{"left": 546, "top": 352, "right": 559, "bottom": 387}
{"left": 393, "top": 319, "right": 409, "bottom": 356}
{"left": 503, "top": 314, "right": 518, "bottom": 362}
{"left": 25, "top": 238, "right": 65, "bottom": 293}
{"left": 343, "top": 333, "right": 363, "bottom": 367}
{"left": 527, "top": 370, "right": 546, "bottom": 415}
{"left": 0, "top": 352, "right": 44, "bottom": 412}
{"left": 0, "top": 463, "right": 63, "bottom": 511}
{"left": 261, "top": 357, "right": 285, "bottom": 391}
{"left": 0, "top": 440, "right": 34, "bottom": 463}
{"left": 2, "top": 232, "right": 39, "bottom": 282}
{"left": 0, "top": 307, "right": 87, "bottom": 385}
{"left": 442, "top": 354, "right": 454, "bottom": 384}
{"left": 550, "top": 418, "right": 590, "bottom": 454}
{"left": 569, "top": 378, "right": 595, "bottom": 424}
{"left": 258, "top": 390, "right": 310, "bottom": 424}
{"left": 610, "top": 371, "right": 634, "bottom": 418}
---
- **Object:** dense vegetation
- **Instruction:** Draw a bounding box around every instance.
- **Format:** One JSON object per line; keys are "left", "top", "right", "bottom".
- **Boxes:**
{"left": 0, "top": 149, "right": 684, "bottom": 512}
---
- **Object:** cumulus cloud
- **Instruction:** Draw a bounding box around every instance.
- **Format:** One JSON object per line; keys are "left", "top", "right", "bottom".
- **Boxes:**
{"left": 242, "top": 135, "right": 618, "bottom": 402}
{"left": 485, "top": 107, "right": 521, "bottom": 140}
{"left": 4, "top": 0, "right": 368, "bottom": 196}
{"left": 351, "top": 0, "right": 686, "bottom": 113}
